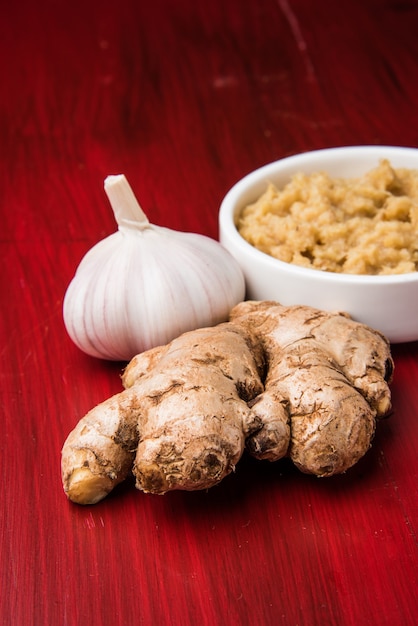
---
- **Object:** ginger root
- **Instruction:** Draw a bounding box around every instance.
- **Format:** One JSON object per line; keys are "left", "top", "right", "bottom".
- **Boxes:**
{"left": 61, "top": 301, "right": 394, "bottom": 504}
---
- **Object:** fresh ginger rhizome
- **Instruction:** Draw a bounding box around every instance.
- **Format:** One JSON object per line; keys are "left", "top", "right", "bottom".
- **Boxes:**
{"left": 61, "top": 301, "right": 393, "bottom": 504}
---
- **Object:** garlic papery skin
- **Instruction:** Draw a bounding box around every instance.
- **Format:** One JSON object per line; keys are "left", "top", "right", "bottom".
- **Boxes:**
{"left": 63, "top": 175, "right": 246, "bottom": 361}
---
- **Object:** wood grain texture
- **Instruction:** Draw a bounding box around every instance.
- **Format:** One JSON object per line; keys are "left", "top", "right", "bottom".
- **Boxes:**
{"left": 1, "top": 1, "right": 417, "bottom": 625}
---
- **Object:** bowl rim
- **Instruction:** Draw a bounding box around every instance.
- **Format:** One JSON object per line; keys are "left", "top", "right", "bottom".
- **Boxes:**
{"left": 219, "top": 145, "right": 418, "bottom": 285}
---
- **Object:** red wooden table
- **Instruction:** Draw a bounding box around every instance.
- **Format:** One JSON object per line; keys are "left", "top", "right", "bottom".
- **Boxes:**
{"left": 1, "top": 1, "right": 417, "bottom": 624}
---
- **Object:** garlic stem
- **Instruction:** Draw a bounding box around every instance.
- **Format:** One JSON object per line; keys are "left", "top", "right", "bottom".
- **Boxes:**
{"left": 104, "top": 174, "right": 150, "bottom": 230}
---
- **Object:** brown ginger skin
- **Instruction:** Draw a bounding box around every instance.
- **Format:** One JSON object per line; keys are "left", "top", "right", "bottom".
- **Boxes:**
{"left": 61, "top": 301, "right": 394, "bottom": 504}
{"left": 122, "top": 324, "right": 267, "bottom": 494}
{"left": 60, "top": 388, "right": 141, "bottom": 504}
{"left": 231, "top": 301, "right": 393, "bottom": 475}
{"left": 62, "top": 324, "right": 269, "bottom": 502}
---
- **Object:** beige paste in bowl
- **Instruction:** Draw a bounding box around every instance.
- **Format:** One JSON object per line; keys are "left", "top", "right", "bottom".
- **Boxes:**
{"left": 237, "top": 159, "right": 418, "bottom": 275}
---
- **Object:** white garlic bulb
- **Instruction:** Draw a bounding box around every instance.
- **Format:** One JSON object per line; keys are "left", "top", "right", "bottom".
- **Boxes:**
{"left": 63, "top": 174, "right": 245, "bottom": 361}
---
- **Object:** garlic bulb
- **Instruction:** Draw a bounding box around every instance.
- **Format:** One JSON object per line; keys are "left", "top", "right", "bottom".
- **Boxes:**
{"left": 63, "top": 175, "right": 245, "bottom": 361}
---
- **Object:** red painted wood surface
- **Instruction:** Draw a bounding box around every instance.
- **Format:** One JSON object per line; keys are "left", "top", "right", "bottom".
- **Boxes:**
{"left": 1, "top": 1, "right": 417, "bottom": 624}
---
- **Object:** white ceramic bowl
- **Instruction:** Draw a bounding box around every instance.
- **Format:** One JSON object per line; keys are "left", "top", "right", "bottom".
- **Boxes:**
{"left": 219, "top": 145, "right": 418, "bottom": 343}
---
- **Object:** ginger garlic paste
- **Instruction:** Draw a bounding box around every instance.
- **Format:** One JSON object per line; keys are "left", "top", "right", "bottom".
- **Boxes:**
{"left": 237, "top": 159, "right": 418, "bottom": 275}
